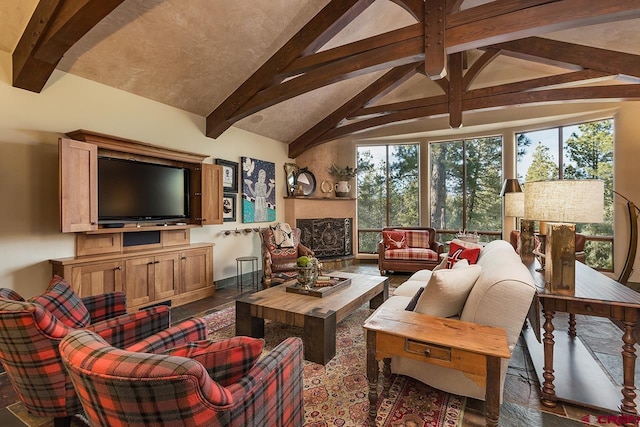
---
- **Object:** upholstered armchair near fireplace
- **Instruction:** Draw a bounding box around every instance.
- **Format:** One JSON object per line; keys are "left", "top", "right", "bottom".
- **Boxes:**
{"left": 260, "top": 223, "right": 314, "bottom": 287}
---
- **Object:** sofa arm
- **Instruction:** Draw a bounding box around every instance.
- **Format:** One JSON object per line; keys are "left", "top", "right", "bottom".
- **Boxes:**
{"left": 226, "top": 337, "right": 304, "bottom": 423}
{"left": 432, "top": 241, "right": 445, "bottom": 254}
{"left": 88, "top": 305, "right": 171, "bottom": 349}
{"left": 82, "top": 291, "right": 127, "bottom": 323}
{"left": 124, "top": 317, "right": 207, "bottom": 353}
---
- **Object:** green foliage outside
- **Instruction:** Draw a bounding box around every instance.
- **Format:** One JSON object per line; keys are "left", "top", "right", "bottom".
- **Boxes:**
{"left": 356, "top": 144, "right": 419, "bottom": 253}
{"left": 430, "top": 137, "right": 503, "bottom": 233}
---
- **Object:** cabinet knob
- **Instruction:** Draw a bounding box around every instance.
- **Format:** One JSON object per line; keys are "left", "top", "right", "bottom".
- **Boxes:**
{"left": 424, "top": 348, "right": 431, "bottom": 357}
{"left": 181, "top": 256, "right": 187, "bottom": 260}
{"left": 115, "top": 266, "right": 122, "bottom": 271}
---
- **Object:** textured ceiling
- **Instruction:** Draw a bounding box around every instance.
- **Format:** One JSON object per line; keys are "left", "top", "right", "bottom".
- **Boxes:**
{"left": 1, "top": 0, "right": 640, "bottom": 144}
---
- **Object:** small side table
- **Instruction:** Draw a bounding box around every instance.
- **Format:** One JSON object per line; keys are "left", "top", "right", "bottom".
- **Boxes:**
{"left": 236, "top": 256, "right": 259, "bottom": 292}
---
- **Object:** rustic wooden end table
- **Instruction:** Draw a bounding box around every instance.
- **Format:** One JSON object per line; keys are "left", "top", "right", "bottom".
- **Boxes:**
{"left": 235, "top": 272, "right": 388, "bottom": 364}
{"left": 363, "top": 306, "right": 510, "bottom": 427}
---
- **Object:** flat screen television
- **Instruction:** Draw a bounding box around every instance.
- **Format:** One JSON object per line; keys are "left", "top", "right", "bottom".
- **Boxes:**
{"left": 98, "top": 157, "right": 190, "bottom": 223}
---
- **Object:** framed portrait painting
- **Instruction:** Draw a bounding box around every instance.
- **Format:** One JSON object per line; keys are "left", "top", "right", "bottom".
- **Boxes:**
{"left": 215, "top": 159, "right": 239, "bottom": 193}
{"left": 241, "top": 157, "right": 276, "bottom": 223}
{"left": 222, "top": 193, "right": 236, "bottom": 222}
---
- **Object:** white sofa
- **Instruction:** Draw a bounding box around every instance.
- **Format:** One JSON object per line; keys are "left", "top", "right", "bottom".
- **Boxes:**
{"left": 376, "top": 239, "right": 536, "bottom": 401}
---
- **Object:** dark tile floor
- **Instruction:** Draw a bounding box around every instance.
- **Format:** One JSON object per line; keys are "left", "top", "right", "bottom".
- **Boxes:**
{"left": 0, "top": 261, "right": 630, "bottom": 426}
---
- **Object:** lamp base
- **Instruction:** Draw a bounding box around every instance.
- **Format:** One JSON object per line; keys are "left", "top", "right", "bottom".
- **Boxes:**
{"left": 545, "top": 223, "right": 576, "bottom": 295}
{"left": 519, "top": 219, "right": 535, "bottom": 261}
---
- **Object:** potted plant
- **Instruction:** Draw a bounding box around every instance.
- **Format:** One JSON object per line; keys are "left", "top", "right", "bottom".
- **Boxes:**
{"left": 328, "top": 164, "right": 358, "bottom": 197}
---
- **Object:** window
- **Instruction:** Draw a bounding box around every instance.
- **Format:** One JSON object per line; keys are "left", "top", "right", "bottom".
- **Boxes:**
{"left": 429, "top": 136, "right": 503, "bottom": 243}
{"left": 356, "top": 144, "right": 419, "bottom": 253}
{"left": 516, "top": 119, "right": 614, "bottom": 270}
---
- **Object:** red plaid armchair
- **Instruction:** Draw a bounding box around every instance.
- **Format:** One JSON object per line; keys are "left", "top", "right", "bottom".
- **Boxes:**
{"left": 60, "top": 329, "right": 305, "bottom": 427}
{"left": 0, "top": 277, "right": 207, "bottom": 427}
{"left": 260, "top": 223, "right": 313, "bottom": 287}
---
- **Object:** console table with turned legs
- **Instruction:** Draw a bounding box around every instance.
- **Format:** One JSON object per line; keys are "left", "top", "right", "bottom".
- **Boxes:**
{"left": 524, "top": 260, "right": 640, "bottom": 419}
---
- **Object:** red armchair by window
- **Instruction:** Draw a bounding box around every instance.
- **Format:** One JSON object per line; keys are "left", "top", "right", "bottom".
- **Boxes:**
{"left": 0, "top": 277, "right": 207, "bottom": 427}
{"left": 378, "top": 227, "right": 444, "bottom": 275}
{"left": 60, "top": 329, "right": 305, "bottom": 427}
{"left": 259, "top": 223, "right": 313, "bottom": 287}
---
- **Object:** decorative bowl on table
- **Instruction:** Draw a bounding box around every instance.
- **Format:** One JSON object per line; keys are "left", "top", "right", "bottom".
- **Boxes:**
{"left": 455, "top": 231, "right": 480, "bottom": 244}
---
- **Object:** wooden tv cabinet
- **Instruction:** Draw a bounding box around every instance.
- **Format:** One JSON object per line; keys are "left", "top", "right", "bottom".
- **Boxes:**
{"left": 50, "top": 231, "right": 214, "bottom": 312}
{"left": 54, "top": 130, "right": 220, "bottom": 309}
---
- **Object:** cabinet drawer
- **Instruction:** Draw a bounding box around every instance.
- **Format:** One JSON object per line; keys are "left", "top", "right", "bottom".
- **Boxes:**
{"left": 163, "top": 229, "right": 190, "bottom": 247}
{"left": 405, "top": 339, "right": 451, "bottom": 362}
{"left": 567, "top": 301, "right": 611, "bottom": 317}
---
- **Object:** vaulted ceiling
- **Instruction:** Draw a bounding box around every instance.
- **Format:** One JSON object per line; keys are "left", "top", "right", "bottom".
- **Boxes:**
{"left": 2, "top": 0, "right": 640, "bottom": 157}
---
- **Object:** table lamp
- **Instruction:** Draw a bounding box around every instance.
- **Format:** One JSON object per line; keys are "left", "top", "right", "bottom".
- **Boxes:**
{"left": 524, "top": 180, "right": 604, "bottom": 295}
{"left": 505, "top": 191, "right": 536, "bottom": 259}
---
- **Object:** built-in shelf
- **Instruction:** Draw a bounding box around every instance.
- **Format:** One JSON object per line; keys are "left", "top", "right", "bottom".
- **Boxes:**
{"left": 85, "top": 224, "right": 199, "bottom": 234}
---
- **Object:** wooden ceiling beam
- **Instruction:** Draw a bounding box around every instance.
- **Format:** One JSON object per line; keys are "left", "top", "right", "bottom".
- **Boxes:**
{"left": 463, "top": 48, "right": 500, "bottom": 90}
{"left": 13, "top": 0, "right": 124, "bottom": 93}
{"left": 350, "top": 95, "right": 449, "bottom": 120}
{"left": 283, "top": 24, "right": 422, "bottom": 78}
{"left": 491, "top": 37, "right": 640, "bottom": 79}
{"left": 448, "top": 52, "right": 464, "bottom": 128}
{"left": 315, "top": 84, "right": 640, "bottom": 143}
{"left": 232, "top": 37, "right": 424, "bottom": 123}
{"left": 424, "top": 0, "right": 447, "bottom": 79}
{"left": 445, "top": 0, "right": 640, "bottom": 53}
{"left": 205, "top": 0, "right": 375, "bottom": 139}
{"left": 288, "top": 62, "right": 421, "bottom": 158}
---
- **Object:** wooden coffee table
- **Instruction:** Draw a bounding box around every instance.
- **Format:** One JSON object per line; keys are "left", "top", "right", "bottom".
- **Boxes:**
{"left": 235, "top": 272, "right": 388, "bottom": 364}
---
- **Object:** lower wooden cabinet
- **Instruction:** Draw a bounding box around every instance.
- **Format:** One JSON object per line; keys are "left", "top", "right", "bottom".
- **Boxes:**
{"left": 51, "top": 243, "right": 214, "bottom": 312}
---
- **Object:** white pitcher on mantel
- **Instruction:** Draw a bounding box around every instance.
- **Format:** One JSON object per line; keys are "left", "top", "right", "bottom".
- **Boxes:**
{"left": 335, "top": 181, "right": 351, "bottom": 197}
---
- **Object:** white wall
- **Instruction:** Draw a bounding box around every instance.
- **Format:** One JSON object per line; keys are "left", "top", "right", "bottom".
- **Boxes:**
{"left": 0, "top": 50, "right": 292, "bottom": 297}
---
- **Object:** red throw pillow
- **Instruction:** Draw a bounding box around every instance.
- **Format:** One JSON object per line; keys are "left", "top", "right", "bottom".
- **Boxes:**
{"left": 446, "top": 241, "right": 481, "bottom": 268}
{"left": 383, "top": 230, "right": 407, "bottom": 250}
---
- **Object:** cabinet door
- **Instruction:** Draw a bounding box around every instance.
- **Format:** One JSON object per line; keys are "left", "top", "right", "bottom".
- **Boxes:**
{"left": 181, "top": 247, "right": 212, "bottom": 293}
{"left": 124, "top": 256, "right": 155, "bottom": 308}
{"left": 59, "top": 138, "right": 98, "bottom": 232}
{"left": 201, "top": 163, "right": 223, "bottom": 225}
{"left": 154, "top": 253, "right": 180, "bottom": 300}
{"left": 71, "top": 261, "right": 124, "bottom": 298}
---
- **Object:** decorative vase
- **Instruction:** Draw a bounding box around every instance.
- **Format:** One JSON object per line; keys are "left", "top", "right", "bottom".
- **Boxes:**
{"left": 296, "top": 259, "right": 319, "bottom": 290}
{"left": 334, "top": 181, "right": 351, "bottom": 197}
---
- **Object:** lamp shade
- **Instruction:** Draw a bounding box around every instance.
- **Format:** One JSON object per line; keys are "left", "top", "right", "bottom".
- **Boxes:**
{"left": 524, "top": 180, "right": 604, "bottom": 223}
{"left": 504, "top": 192, "right": 525, "bottom": 217}
{"left": 500, "top": 178, "right": 522, "bottom": 196}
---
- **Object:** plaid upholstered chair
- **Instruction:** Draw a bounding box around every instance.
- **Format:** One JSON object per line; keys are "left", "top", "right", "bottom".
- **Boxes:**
{"left": 0, "top": 276, "right": 207, "bottom": 427}
{"left": 259, "top": 223, "right": 313, "bottom": 287}
{"left": 60, "top": 329, "right": 305, "bottom": 427}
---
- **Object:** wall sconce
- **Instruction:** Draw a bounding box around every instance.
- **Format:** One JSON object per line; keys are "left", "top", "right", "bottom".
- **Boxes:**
{"left": 524, "top": 180, "right": 604, "bottom": 295}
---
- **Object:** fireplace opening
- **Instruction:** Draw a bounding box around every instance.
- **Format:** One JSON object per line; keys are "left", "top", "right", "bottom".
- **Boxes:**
{"left": 297, "top": 218, "right": 352, "bottom": 259}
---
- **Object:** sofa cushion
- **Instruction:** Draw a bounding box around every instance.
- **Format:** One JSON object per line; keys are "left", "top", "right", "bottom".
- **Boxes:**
{"left": 447, "top": 241, "right": 481, "bottom": 268}
{"left": 383, "top": 230, "right": 407, "bottom": 250}
{"left": 30, "top": 275, "right": 91, "bottom": 328}
{"left": 413, "top": 265, "right": 482, "bottom": 317}
{"left": 402, "top": 229, "right": 430, "bottom": 249}
{"left": 384, "top": 248, "right": 439, "bottom": 261}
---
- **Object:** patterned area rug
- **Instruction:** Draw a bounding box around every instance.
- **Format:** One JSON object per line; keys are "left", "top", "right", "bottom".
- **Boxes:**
{"left": 205, "top": 304, "right": 465, "bottom": 427}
